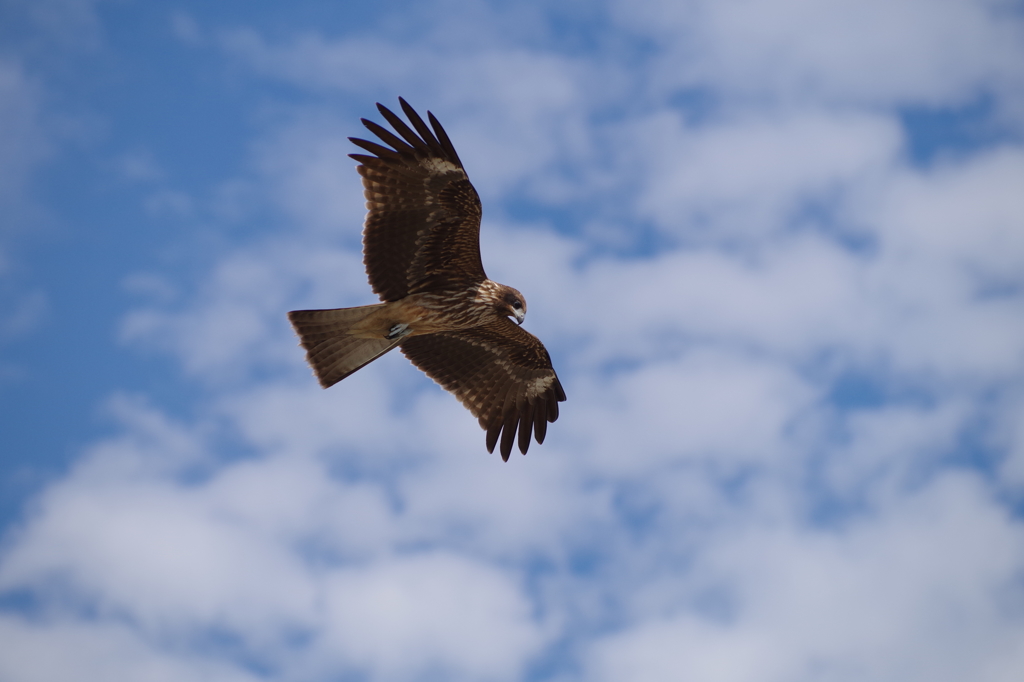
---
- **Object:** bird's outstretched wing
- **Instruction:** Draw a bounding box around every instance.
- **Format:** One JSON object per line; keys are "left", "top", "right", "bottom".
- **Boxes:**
{"left": 399, "top": 319, "right": 566, "bottom": 461}
{"left": 350, "top": 98, "right": 486, "bottom": 302}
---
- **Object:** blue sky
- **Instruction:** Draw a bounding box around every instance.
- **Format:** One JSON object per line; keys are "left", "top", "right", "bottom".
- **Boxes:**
{"left": 2, "top": 0, "right": 1024, "bottom": 680}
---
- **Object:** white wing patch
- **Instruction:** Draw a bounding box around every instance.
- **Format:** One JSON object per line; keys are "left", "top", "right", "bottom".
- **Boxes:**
{"left": 419, "top": 157, "right": 462, "bottom": 175}
{"left": 528, "top": 375, "right": 551, "bottom": 396}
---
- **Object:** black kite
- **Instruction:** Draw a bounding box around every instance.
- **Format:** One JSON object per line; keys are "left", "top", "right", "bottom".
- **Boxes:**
{"left": 288, "top": 99, "right": 565, "bottom": 461}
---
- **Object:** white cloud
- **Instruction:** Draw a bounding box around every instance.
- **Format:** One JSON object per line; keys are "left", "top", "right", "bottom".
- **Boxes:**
{"left": 0, "top": 617, "right": 261, "bottom": 682}
{"left": 587, "top": 475, "right": 1024, "bottom": 682}
{"left": 617, "top": 0, "right": 1024, "bottom": 110}
{"left": 821, "top": 399, "right": 970, "bottom": 498}
{"left": 120, "top": 241, "right": 367, "bottom": 384}
{"left": 0, "top": 393, "right": 551, "bottom": 679}
{"left": 247, "top": 115, "right": 368, "bottom": 235}
{"left": 313, "top": 553, "right": 545, "bottom": 681}
{"left": 631, "top": 109, "right": 901, "bottom": 239}
{"left": 574, "top": 349, "right": 817, "bottom": 475}
{"left": 219, "top": 25, "right": 597, "bottom": 200}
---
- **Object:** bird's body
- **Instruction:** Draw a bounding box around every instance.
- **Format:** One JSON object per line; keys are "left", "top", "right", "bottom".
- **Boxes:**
{"left": 288, "top": 99, "right": 565, "bottom": 460}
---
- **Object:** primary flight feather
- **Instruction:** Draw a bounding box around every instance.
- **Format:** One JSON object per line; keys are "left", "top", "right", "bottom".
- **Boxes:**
{"left": 288, "top": 98, "right": 566, "bottom": 461}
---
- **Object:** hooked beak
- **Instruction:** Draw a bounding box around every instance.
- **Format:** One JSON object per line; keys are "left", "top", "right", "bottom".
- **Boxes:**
{"left": 514, "top": 311, "right": 525, "bottom": 325}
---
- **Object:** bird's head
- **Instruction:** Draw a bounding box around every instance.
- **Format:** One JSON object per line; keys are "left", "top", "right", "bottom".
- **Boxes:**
{"left": 499, "top": 286, "right": 527, "bottom": 325}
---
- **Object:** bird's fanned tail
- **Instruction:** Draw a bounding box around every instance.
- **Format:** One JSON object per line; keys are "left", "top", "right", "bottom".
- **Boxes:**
{"left": 288, "top": 305, "right": 400, "bottom": 388}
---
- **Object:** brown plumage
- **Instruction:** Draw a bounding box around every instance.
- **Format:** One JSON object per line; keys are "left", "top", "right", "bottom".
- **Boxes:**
{"left": 288, "top": 98, "right": 565, "bottom": 461}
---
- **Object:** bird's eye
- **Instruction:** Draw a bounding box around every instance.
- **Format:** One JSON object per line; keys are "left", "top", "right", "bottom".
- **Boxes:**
{"left": 513, "top": 300, "right": 522, "bottom": 309}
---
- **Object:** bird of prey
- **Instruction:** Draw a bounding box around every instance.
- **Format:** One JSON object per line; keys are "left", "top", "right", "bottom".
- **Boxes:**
{"left": 288, "top": 98, "right": 566, "bottom": 461}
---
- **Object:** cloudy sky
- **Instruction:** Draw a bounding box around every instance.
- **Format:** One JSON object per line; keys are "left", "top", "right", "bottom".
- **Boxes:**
{"left": 2, "top": 0, "right": 1024, "bottom": 680}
